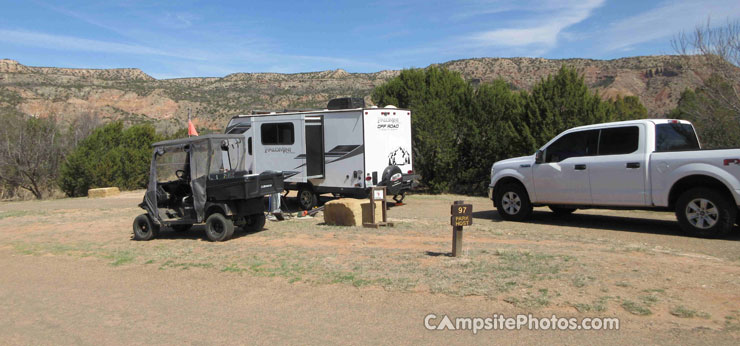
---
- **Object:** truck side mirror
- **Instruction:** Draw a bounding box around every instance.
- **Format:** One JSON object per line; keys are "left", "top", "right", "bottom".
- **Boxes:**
{"left": 535, "top": 150, "right": 544, "bottom": 164}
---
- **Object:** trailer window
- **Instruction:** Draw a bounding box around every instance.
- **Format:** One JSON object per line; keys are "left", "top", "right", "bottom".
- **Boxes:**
{"left": 261, "top": 123, "right": 294, "bottom": 145}
{"left": 545, "top": 130, "right": 599, "bottom": 163}
{"left": 655, "top": 123, "right": 700, "bottom": 152}
{"left": 598, "top": 126, "right": 639, "bottom": 155}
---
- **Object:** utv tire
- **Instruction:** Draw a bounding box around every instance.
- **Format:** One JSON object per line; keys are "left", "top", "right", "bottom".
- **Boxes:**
{"left": 549, "top": 206, "right": 576, "bottom": 215}
{"left": 205, "top": 213, "right": 235, "bottom": 242}
{"left": 297, "top": 187, "right": 318, "bottom": 210}
{"left": 495, "top": 183, "right": 533, "bottom": 221}
{"left": 675, "top": 188, "right": 736, "bottom": 238}
{"left": 172, "top": 224, "right": 192, "bottom": 232}
{"left": 133, "top": 214, "right": 159, "bottom": 241}
{"left": 243, "top": 213, "right": 266, "bottom": 233}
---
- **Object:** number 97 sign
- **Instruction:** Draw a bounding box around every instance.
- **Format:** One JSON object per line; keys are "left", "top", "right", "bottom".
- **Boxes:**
{"left": 451, "top": 204, "right": 473, "bottom": 227}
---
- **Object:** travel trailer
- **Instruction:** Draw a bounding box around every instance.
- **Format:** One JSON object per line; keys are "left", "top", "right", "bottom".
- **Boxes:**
{"left": 225, "top": 98, "right": 416, "bottom": 210}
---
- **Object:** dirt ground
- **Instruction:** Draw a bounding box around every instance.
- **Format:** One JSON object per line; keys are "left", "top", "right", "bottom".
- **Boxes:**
{"left": 1, "top": 191, "right": 740, "bottom": 345}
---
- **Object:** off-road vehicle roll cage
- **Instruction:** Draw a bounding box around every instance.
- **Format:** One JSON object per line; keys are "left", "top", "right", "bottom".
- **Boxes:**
{"left": 133, "top": 134, "right": 284, "bottom": 241}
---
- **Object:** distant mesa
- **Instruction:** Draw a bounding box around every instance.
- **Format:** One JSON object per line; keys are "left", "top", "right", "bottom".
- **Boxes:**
{"left": 0, "top": 55, "right": 734, "bottom": 131}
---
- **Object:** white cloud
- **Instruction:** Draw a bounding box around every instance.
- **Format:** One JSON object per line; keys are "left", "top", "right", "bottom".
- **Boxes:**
{"left": 0, "top": 29, "right": 204, "bottom": 60}
{"left": 603, "top": 0, "right": 740, "bottom": 52}
{"left": 465, "top": 0, "right": 605, "bottom": 48}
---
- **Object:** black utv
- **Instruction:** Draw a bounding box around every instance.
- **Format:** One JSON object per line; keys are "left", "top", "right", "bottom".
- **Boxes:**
{"left": 133, "top": 134, "right": 284, "bottom": 242}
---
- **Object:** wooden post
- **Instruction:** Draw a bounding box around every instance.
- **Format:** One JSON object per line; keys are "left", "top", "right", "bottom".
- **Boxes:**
{"left": 450, "top": 200, "right": 472, "bottom": 257}
{"left": 364, "top": 186, "right": 393, "bottom": 228}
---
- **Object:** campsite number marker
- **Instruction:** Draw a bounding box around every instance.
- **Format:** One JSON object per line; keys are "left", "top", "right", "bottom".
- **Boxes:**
{"left": 450, "top": 201, "right": 472, "bottom": 257}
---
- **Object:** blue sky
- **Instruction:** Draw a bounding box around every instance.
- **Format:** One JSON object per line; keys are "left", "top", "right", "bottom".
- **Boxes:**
{"left": 1, "top": 0, "right": 739, "bottom": 79}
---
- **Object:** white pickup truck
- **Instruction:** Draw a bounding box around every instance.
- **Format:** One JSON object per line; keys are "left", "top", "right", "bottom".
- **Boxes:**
{"left": 488, "top": 119, "right": 740, "bottom": 237}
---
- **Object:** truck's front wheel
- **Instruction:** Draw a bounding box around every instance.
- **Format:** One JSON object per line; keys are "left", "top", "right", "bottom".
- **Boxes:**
{"left": 495, "top": 184, "right": 533, "bottom": 221}
{"left": 675, "top": 188, "right": 736, "bottom": 238}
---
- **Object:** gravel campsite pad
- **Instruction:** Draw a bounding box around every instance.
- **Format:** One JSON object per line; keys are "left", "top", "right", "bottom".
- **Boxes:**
{"left": 1, "top": 191, "right": 739, "bottom": 344}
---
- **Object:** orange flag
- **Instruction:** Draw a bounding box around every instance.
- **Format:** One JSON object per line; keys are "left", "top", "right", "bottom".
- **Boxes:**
{"left": 188, "top": 119, "right": 199, "bottom": 136}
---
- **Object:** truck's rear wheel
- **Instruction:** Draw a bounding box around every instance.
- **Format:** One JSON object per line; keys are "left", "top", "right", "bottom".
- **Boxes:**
{"left": 133, "top": 214, "right": 159, "bottom": 241}
{"left": 495, "top": 183, "right": 532, "bottom": 221}
{"left": 297, "top": 187, "right": 317, "bottom": 210}
{"left": 205, "top": 213, "right": 235, "bottom": 241}
{"left": 675, "top": 188, "right": 735, "bottom": 238}
{"left": 243, "top": 213, "right": 266, "bottom": 233}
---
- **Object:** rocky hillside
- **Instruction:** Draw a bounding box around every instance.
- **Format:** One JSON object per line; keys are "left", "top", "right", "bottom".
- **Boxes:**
{"left": 0, "top": 56, "right": 721, "bottom": 131}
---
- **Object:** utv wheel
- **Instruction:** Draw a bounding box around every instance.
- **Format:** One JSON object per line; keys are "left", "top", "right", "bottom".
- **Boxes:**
{"left": 549, "top": 206, "right": 576, "bottom": 215}
{"left": 205, "top": 213, "right": 235, "bottom": 242}
{"left": 172, "top": 224, "right": 192, "bottom": 232}
{"left": 495, "top": 183, "right": 532, "bottom": 221}
{"left": 297, "top": 187, "right": 318, "bottom": 210}
{"left": 133, "top": 214, "right": 159, "bottom": 241}
{"left": 675, "top": 188, "right": 736, "bottom": 238}
{"left": 243, "top": 213, "right": 266, "bottom": 233}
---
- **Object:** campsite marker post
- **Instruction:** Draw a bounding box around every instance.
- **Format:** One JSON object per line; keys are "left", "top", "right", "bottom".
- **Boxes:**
{"left": 450, "top": 201, "right": 472, "bottom": 257}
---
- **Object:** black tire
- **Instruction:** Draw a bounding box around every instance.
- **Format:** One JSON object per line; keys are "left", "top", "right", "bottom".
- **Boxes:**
{"left": 133, "top": 214, "right": 159, "bottom": 241}
{"left": 549, "top": 206, "right": 576, "bottom": 215}
{"left": 243, "top": 213, "right": 266, "bottom": 233}
{"left": 675, "top": 188, "right": 736, "bottom": 238}
{"left": 172, "top": 224, "right": 192, "bottom": 232}
{"left": 495, "top": 183, "right": 533, "bottom": 221}
{"left": 297, "top": 187, "right": 317, "bottom": 210}
{"left": 205, "top": 213, "right": 235, "bottom": 242}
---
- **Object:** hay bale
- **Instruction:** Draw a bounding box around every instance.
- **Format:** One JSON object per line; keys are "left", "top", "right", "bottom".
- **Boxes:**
{"left": 87, "top": 187, "right": 120, "bottom": 198}
{"left": 324, "top": 198, "right": 384, "bottom": 226}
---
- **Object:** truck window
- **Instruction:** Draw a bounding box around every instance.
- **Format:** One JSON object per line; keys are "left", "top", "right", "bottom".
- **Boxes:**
{"left": 545, "top": 129, "right": 599, "bottom": 163}
{"left": 261, "top": 123, "right": 294, "bottom": 145}
{"left": 598, "top": 126, "right": 639, "bottom": 155}
{"left": 655, "top": 123, "right": 700, "bottom": 152}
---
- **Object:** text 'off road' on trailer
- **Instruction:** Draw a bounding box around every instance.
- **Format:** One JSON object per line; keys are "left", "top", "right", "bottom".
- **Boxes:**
{"left": 224, "top": 98, "right": 416, "bottom": 210}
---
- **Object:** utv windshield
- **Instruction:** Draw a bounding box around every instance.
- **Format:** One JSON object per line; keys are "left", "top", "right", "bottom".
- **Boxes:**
{"left": 209, "top": 138, "right": 246, "bottom": 175}
{"left": 155, "top": 146, "right": 189, "bottom": 182}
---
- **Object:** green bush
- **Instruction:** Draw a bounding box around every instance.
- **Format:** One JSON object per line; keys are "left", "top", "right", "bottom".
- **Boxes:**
{"left": 59, "top": 121, "right": 160, "bottom": 196}
{"left": 372, "top": 66, "right": 647, "bottom": 195}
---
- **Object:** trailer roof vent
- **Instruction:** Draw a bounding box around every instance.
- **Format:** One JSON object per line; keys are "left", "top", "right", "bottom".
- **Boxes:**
{"left": 327, "top": 97, "right": 365, "bottom": 110}
{"left": 384, "top": 105, "right": 397, "bottom": 109}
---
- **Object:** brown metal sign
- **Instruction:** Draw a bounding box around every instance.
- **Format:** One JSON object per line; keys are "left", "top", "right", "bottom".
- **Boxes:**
{"left": 450, "top": 204, "right": 473, "bottom": 227}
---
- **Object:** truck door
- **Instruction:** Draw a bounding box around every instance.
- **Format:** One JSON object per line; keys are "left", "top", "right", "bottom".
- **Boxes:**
{"left": 588, "top": 125, "right": 648, "bottom": 206}
{"left": 532, "top": 129, "right": 598, "bottom": 204}
{"left": 305, "top": 116, "right": 325, "bottom": 179}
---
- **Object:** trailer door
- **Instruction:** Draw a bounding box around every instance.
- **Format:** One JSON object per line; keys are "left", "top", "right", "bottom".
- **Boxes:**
{"left": 305, "top": 116, "right": 325, "bottom": 178}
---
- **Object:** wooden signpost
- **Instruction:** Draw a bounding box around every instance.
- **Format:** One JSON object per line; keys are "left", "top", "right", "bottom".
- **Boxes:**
{"left": 450, "top": 200, "right": 472, "bottom": 257}
{"left": 364, "top": 186, "right": 393, "bottom": 228}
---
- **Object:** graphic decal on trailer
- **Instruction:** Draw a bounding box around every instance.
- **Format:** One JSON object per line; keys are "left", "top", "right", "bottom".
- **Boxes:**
{"left": 388, "top": 147, "right": 411, "bottom": 166}
{"left": 293, "top": 145, "right": 363, "bottom": 169}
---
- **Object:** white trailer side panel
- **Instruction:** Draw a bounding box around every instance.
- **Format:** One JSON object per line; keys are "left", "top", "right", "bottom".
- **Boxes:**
{"left": 252, "top": 115, "right": 306, "bottom": 183}
{"left": 314, "top": 111, "right": 366, "bottom": 189}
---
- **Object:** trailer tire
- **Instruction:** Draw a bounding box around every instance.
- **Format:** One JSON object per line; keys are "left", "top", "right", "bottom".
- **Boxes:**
{"left": 297, "top": 187, "right": 318, "bottom": 210}
{"left": 675, "top": 188, "right": 735, "bottom": 238}
{"left": 133, "top": 214, "right": 159, "bottom": 241}
{"left": 549, "top": 206, "right": 576, "bottom": 215}
{"left": 495, "top": 183, "right": 532, "bottom": 221}
{"left": 243, "top": 213, "right": 266, "bottom": 233}
{"left": 205, "top": 213, "right": 235, "bottom": 242}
